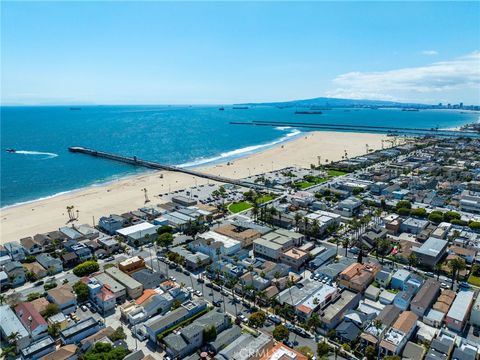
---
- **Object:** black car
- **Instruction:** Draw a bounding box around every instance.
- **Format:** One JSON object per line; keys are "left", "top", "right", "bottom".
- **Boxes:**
{"left": 473, "top": 328, "right": 479, "bottom": 337}
{"left": 34, "top": 281, "right": 44, "bottom": 287}
{"left": 213, "top": 300, "right": 223, "bottom": 307}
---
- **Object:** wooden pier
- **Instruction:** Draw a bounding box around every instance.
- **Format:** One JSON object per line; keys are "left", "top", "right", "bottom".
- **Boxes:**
{"left": 68, "top": 146, "right": 279, "bottom": 191}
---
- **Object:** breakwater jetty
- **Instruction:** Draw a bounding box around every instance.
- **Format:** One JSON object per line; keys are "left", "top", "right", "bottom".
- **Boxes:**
{"left": 230, "top": 120, "right": 480, "bottom": 138}
{"left": 68, "top": 146, "right": 278, "bottom": 191}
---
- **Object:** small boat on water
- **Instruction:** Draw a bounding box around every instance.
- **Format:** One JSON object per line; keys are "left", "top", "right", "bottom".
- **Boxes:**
{"left": 219, "top": 107, "right": 225, "bottom": 111}
{"left": 69, "top": 107, "right": 82, "bottom": 111}
{"left": 295, "top": 111, "right": 322, "bottom": 115}
{"left": 5, "top": 148, "right": 16, "bottom": 153}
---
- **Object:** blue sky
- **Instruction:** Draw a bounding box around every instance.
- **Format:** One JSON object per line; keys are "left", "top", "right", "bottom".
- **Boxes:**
{"left": 1, "top": 1, "right": 479, "bottom": 105}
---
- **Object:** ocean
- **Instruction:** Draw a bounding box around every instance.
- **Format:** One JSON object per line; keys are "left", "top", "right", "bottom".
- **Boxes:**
{"left": 1, "top": 105, "right": 477, "bottom": 207}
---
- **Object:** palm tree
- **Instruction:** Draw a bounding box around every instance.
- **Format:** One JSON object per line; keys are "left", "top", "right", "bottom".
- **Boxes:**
{"left": 0, "top": 294, "right": 5, "bottom": 305}
{"left": 310, "top": 219, "right": 320, "bottom": 240}
{"left": 342, "top": 238, "right": 350, "bottom": 257}
{"left": 294, "top": 213, "right": 302, "bottom": 230}
{"left": 378, "top": 238, "right": 391, "bottom": 264}
{"left": 407, "top": 253, "right": 418, "bottom": 270}
{"left": 303, "top": 217, "right": 309, "bottom": 237}
{"left": 435, "top": 261, "right": 443, "bottom": 280}
{"left": 6, "top": 332, "right": 20, "bottom": 355}
{"left": 448, "top": 258, "right": 466, "bottom": 289}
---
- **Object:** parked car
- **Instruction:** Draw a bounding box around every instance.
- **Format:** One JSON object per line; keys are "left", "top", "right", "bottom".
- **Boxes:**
{"left": 238, "top": 314, "right": 248, "bottom": 323}
{"left": 80, "top": 305, "right": 88, "bottom": 312}
{"left": 34, "top": 281, "right": 44, "bottom": 287}
{"left": 268, "top": 314, "right": 282, "bottom": 325}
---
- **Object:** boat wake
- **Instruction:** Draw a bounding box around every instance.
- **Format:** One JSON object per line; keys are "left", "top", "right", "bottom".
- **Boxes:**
{"left": 12, "top": 150, "right": 58, "bottom": 159}
{"left": 177, "top": 127, "right": 301, "bottom": 168}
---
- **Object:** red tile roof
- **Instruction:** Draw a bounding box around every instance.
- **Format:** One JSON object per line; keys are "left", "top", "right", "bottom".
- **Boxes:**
{"left": 15, "top": 302, "right": 47, "bottom": 332}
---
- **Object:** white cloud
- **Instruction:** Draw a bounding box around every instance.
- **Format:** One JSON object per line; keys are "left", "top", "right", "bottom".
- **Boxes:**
{"left": 325, "top": 51, "right": 480, "bottom": 102}
{"left": 422, "top": 50, "right": 438, "bottom": 56}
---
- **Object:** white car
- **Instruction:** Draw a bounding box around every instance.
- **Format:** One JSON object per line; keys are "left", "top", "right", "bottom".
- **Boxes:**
{"left": 239, "top": 314, "right": 248, "bottom": 323}
{"left": 169, "top": 276, "right": 176, "bottom": 282}
{"left": 186, "top": 287, "right": 194, "bottom": 293}
{"left": 195, "top": 290, "right": 202, "bottom": 297}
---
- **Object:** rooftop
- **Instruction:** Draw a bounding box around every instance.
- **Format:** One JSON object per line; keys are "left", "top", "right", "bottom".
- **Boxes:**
{"left": 0, "top": 304, "right": 29, "bottom": 338}
{"left": 446, "top": 290, "right": 474, "bottom": 322}
{"left": 392, "top": 311, "right": 418, "bottom": 333}
{"left": 413, "top": 237, "right": 448, "bottom": 258}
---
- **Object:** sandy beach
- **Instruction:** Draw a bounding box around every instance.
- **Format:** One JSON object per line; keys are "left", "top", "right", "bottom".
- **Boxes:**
{"left": 1, "top": 131, "right": 388, "bottom": 242}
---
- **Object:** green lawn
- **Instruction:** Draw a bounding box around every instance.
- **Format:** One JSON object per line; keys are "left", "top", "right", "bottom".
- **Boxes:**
{"left": 228, "top": 201, "right": 253, "bottom": 213}
{"left": 327, "top": 169, "right": 348, "bottom": 177}
{"left": 294, "top": 177, "right": 328, "bottom": 189}
{"left": 294, "top": 181, "right": 315, "bottom": 189}
{"left": 468, "top": 274, "right": 480, "bottom": 287}
{"left": 256, "top": 194, "right": 275, "bottom": 204}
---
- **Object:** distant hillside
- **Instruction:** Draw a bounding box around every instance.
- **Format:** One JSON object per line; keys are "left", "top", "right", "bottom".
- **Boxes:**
{"left": 241, "top": 97, "right": 426, "bottom": 108}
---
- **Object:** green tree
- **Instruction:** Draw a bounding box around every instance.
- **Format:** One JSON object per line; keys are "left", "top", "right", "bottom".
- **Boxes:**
{"left": 396, "top": 200, "right": 412, "bottom": 209}
{"left": 407, "top": 253, "right": 418, "bottom": 270}
{"left": 108, "top": 326, "right": 127, "bottom": 341}
{"left": 378, "top": 238, "right": 392, "bottom": 264}
{"left": 272, "top": 324, "right": 289, "bottom": 341}
{"left": 428, "top": 211, "right": 444, "bottom": 224}
{"left": 73, "top": 260, "right": 99, "bottom": 277}
{"left": 296, "top": 346, "right": 314, "bottom": 359}
{"left": 25, "top": 271, "right": 38, "bottom": 282}
{"left": 248, "top": 311, "right": 266, "bottom": 328}
{"left": 410, "top": 208, "right": 427, "bottom": 218}
{"left": 48, "top": 322, "right": 61, "bottom": 338}
{"left": 469, "top": 221, "right": 480, "bottom": 231}
{"left": 73, "top": 281, "right": 89, "bottom": 302}
{"left": 365, "top": 345, "right": 376, "bottom": 360}
{"left": 326, "top": 329, "right": 336, "bottom": 339}
{"left": 83, "top": 342, "right": 127, "bottom": 360}
{"left": 157, "top": 232, "right": 174, "bottom": 248}
{"left": 41, "top": 303, "right": 60, "bottom": 318}
{"left": 27, "top": 292, "right": 42, "bottom": 302}
{"left": 203, "top": 325, "right": 217, "bottom": 342}
{"left": 448, "top": 257, "right": 466, "bottom": 289}
{"left": 444, "top": 211, "right": 461, "bottom": 223}
{"left": 157, "top": 225, "right": 173, "bottom": 235}
{"left": 317, "top": 341, "right": 331, "bottom": 357}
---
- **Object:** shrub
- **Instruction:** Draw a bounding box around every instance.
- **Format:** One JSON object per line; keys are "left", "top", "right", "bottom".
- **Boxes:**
{"left": 410, "top": 208, "right": 427, "bottom": 218}
{"left": 44, "top": 282, "right": 57, "bottom": 291}
{"left": 27, "top": 292, "right": 42, "bottom": 301}
{"left": 73, "top": 260, "right": 99, "bottom": 277}
{"left": 428, "top": 211, "right": 444, "bottom": 224}
{"left": 397, "top": 208, "right": 411, "bottom": 216}
{"left": 248, "top": 311, "right": 266, "bottom": 328}
{"left": 41, "top": 303, "right": 60, "bottom": 318}
{"left": 73, "top": 281, "right": 89, "bottom": 302}
{"left": 396, "top": 200, "right": 411, "bottom": 209}
{"left": 272, "top": 324, "right": 289, "bottom": 341}
{"left": 469, "top": 221, "right": 480, "bottom": 231}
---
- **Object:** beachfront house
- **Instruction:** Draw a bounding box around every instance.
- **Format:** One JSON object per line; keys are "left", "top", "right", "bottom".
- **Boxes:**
{"left": 98, "top": 214, "right": 127, "bottom": 235}
{"left": 36, "top": 253, "right": 63, "bottom": 274}
{"left": 116, "top": 222, "right": 159, "bottom": 246}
